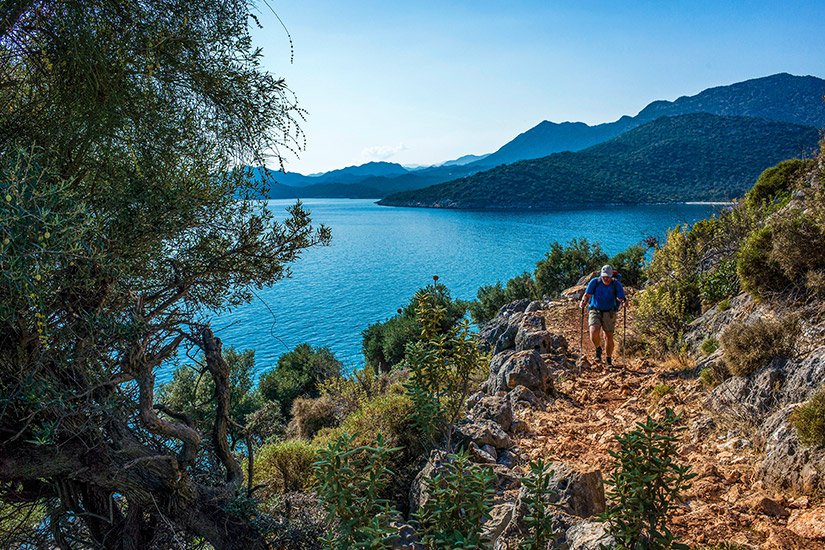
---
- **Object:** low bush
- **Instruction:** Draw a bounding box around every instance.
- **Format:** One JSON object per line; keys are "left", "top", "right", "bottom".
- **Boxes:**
{"left": 698, "top": 259, "right": 740, "bottom": 305}
{"left": 254, "top": 439, "right": 318, "bottom": 497}
{"left": 258, "top": 343, "right": 342, "bottom": 417}
{"left": 790, "top": 390, "right": 825, "bottom": 446}
{"left": 608, "top": 244, "right": 647, "bottom": 288}
{"left": 468, "top": 271, "right": 538, "bottom": 325}
{"left": 744, "top": 159, "right": 806, "bottom": 210}
{"left": 415, "top": 450, "right": 496, "bottom": 550}
{"left": 633, "top": 281, "right": 699, "bottom": 356}
{"left": 534, "top": 238, "right": 607, "bottom": 298}
{"left": 600, "top": 409, "right": 694, "bottom": 550}
{"left": 720, "top": 316, "right": 798, "bottom": 377}
{"left": 700, "top": 337, "right": 718, "bottom": 356}
{"left": 318, "top": 365, "right": 408, "bottom": 420}
{"left": 519, "top": 459, "right": 558, "bottom": 550}
{"left": 289, "top": 394, "right": 339, "bottom": 439}
{"left": 261, "top": 492, "right": 326, "bottom": 550}
{"left": 736, "top": 226, "right": 790, "bottom": 298}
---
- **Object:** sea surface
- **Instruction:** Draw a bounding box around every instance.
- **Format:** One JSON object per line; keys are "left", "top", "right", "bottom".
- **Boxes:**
{"left": 163, "top": 199, "right": 719, "bottom": 381}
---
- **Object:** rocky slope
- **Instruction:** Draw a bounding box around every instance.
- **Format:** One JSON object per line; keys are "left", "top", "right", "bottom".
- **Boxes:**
{"left": 430, "top": 293, "right": 825, "bottom": 550}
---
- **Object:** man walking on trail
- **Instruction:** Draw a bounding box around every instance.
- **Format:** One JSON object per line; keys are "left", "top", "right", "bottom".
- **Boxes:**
{"left": 579, "top": 264, "right": 627, "bottom": 366}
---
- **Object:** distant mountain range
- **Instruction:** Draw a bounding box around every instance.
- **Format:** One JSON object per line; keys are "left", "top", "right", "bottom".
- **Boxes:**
{"left": 256, "top": 73, "right": 824, "bottom": 203}
{"left": 378, "top": 113, "right": 821, "bottom": 208}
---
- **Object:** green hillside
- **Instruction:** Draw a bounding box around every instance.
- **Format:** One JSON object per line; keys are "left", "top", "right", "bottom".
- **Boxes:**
{"left": 379, "top": 113, "right": 821, "bottom": 208}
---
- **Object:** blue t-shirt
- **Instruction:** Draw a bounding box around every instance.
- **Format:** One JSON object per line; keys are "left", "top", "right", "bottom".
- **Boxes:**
{"left": 585, "top": 277, "right": 626, "bottom": 311}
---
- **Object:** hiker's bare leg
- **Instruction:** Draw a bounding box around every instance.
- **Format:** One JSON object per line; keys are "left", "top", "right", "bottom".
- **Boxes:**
{"left": 605, "top": 332, "right": 615, "bottom": 358}
{"left": 589, "top": 325, "right": 601, "bottom": 349}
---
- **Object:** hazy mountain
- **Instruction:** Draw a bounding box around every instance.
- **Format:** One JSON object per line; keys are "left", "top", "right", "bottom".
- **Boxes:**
{"left": 474, "top": 73, "right": 825, "bottom": 167}
{"left": 379, "top": 113, "right": 821, "bottom": 208}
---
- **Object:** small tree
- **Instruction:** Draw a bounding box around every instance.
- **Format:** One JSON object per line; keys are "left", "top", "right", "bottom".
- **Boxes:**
{"left": 258, "top": 343, "right": 342, "bottom": 416}
{"left": 534, "top": 239, "right": 607, "bottom": 298}
{"left": 416, "top": 450, "right": 496, "bottom": 550}
{"left": 404, "top": 278, "right": 488, "bottom": 452}
{"left": 600, "top": 409, "right": 695, "bottom": 550}
{"left": 313, "top": 432, "right": 400, "bottom": 549}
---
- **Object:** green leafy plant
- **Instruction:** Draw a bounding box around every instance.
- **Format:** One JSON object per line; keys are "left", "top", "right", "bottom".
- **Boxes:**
{"left": 600, "top": 409, "right": 695, "bottom": 550}
{"left": 700, "top": 337, "right": 718, "bottom": 356}
{"left": 416, "top": 450, "right": 496, "bottom": 550}
{"left": 519, "top": 459, "right": 558, "bottom": 550}
{"left": 404, "top": 279, "right": 488, "bottom": 452}
{"left": 313, "top": 432, "right": 401, "bottom": 549}
{"left": 258, "top": 343, "right": 342, "bottom": 417}
{"left": 534, "top": 238, "right": 608, "bottom": 298}
{"left": 790, "top": 390, "right": 825, "bottom": 446}
{"left": 254, "top": 439, "right": 318, "bottom": 497}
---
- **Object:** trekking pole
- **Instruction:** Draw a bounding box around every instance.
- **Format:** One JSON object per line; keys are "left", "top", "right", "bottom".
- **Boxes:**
{"left": 578, "top": 306, "right": 584, "bottom": 374}
{"left": 622, "top": 303, "right": 627, "bottom": 367}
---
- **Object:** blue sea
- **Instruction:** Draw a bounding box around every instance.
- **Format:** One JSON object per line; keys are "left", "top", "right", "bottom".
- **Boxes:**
{"left": 164, "top": 199, "right": 718, "bottom": 380}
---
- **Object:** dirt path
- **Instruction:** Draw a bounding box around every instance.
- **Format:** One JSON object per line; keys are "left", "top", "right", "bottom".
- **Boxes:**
{"left": 509, "top": 300, "right": 823, "bottom": 549}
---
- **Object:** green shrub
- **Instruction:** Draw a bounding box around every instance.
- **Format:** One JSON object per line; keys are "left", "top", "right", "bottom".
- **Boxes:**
{"left": 600, "top": 409, "right": 695, "bottom": 550}
{"left": 700, "top": 337, "right": 718, "bottom": 356}
{"left": 519, "top": 459, "right": 558, "bottom": 550}
{"left": 534, "top": 238, "right": 607, "bottom": 298}
{"left": 313, "top": 432, "right": 400, "bottom": 549}
{"left": 653, "top": 384, "right": 674, "bottom": 398}
{"left": 744, "top": 159, "right": 806, "bottom": 210}
{"left": 720, "top": 316, "right": 798, "bottom": 377}
{"left": 254, "top": 439, "right": 317, "bottom": 497}
{"left": 468, "top": 271, "right": 538, "bottom": 325}
{"left": 717, "top": 297, "right": 731, "bottom": 311}
{"left": 258, "top": 343, "right": 341, "bottom": 416}
{"left": 736, "top": 226, "right": 790, "bottom": 298}
{"left": 699, "top": 368, "right": 717, "bottom": 387}
{"left": 608, "top": 244, "right": 647, "bottom": 288}
{"left": 415, "top": 450, "right": 496, "bottom": 550}
{"left": 790, "top": 391, "right": 825, "bottom": 446}
{"left": 698, "top": 260, "right": 740, "bottom": 305}
{"left": 769, "top": 210, "right": 825, "bottom": 283}
{"left": 318, "top": 365, "right": 409, "bottom": 420}
{"left": 289, "top": 394, "right": 339, "bottom": 439}
{"left": 362, "top": 281, "right": 467, "bottom": 372}
{"left": 404, "top": 282, "right": 488, "bottom": 453}
{"left": 633, "top": 281, "right": 699, "bottom": 355}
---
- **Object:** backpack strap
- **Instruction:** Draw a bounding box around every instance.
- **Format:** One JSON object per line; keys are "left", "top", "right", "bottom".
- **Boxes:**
{"left": 612, "top": 280, "right": 618, "bottom": 311}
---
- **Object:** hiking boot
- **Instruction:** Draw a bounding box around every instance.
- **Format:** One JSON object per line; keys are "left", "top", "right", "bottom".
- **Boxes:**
{"left": 595, "top": 347, "right": 602, "bottom": 362}
{"left": 606, "top": 357, "right": 613, "bottom": 367}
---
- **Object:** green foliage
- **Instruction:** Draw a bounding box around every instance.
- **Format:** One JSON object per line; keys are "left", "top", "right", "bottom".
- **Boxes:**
{"left": 404, "top": 281, "right": 488, "bottom": 452}
{"left": 415, "top": 451, "right": 496, "bottom": 550}
{"left": 0, "top": 1, "right": 330, "bottom": 545}
{"left": 258, "top": 343, "right": 342, "bottom": 416}
{"left": 790, "top": 390, "right": 825, "bottom": 446}
{"left": 254, "top": 439, "right": 318, "bottom": 497}
{"left": 534, "top": 239, "right": 607, "bottom": 298}
{"left": 362, "top": 282, "right": 467, "bottom": 372}
{"left": 519, "top": 459, "right": 558, "bottom": 550}
{"left": 736, "top": 226, "right": 790, "bottom": 297}
{"left": 600, "top": 409, "right": 695, "bottom": 550}
{"left": 699, "top": 368, "right": 718, "bottom": 387}
{"left": 157, "top": 347, "right": 261, "bottom": 446}
{"left": 652, "top": 384, "right": 674, "bottom": 398}
{"left": 468, "top": 271, "right": 538, "bottom": 324}
{"left": 608, "top": 245, "right": 647, "bottom": 288}
{"left": 720, "top": 316, "right": 798, "bottom": 377}
{"left": 382, "top": 114, "right": 820, "bottom": 207}
{"left": 633, "top": 281, "right": 697, "bottom": 355}
{"left": 698, "top": 260, "right": 740, "bottom": 304}
{"left": 700, "top": 337, "right": 718, "bottom": 356}
{"left": 717, "top": 297, "right": 731, "bottom": 311}
{"left": 313, "top": 432, "right": 400, "bottom": 549}
{"left": 744, "top": 159, "right": 806, "bottom": 210}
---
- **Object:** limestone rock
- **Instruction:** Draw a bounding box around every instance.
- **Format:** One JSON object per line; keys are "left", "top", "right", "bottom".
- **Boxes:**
{"left": 478, "top": 299, "right": 532, "bottom": 353}
{"left": 542, "top": 462, "right": 606, "bottom": 518}
{"left": 508, "top": 385, "right": 542, "bottom": 409}
{"left": 788, "top": 508, "right": 825, "bottom": 539}
{"left": 471, "top": 394, "right": 513, "bottom": 432}
{"left": 485, "top": 349, "right": 549, "bottom": 394}
{"left": 755, "top": 406, "right": 825, "bottom": 495}
{"left": 482, "top": 503, "right": 513, "bottom": 545}
{"left": 409, "top": 450, "right": 448, "bottom": 513}
{"left": 566, "top": 520, "right": 615, "bottom": 550}
{"left": 455, "top": 418, "right": 513, "bottom": 451}
{"left": 524, "top": 300, "right": 543, "bottom": 313}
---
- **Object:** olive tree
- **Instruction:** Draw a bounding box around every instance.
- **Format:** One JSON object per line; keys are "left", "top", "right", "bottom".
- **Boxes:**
{"left": 0, "top": 1, "right": 328, "bottom": 548}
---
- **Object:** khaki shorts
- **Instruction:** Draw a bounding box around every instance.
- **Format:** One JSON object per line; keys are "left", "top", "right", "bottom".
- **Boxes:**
{"left": 589, "top": 309, "right": 617, "bottom": 333}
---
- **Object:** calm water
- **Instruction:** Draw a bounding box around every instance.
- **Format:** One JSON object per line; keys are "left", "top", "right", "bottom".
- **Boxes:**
{"left": 165, "top": 199, "right": 717, "bottom": 380}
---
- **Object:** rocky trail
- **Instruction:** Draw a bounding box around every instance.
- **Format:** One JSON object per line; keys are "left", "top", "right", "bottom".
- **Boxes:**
{"left": 505, "top": 300, "right": 825, "bottom": 549}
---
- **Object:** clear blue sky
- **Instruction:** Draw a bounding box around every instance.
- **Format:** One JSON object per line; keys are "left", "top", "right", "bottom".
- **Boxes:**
{"left": 251, "top": 0, "right": 825, "bottom": 175}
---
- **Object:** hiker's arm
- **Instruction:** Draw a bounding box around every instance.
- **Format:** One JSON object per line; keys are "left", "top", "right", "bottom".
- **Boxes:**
{"left": 580, "top": 293, "right": 591, "bottom": 309}
{"left": 617, "top": 283, "right": 628, "bottom": 308}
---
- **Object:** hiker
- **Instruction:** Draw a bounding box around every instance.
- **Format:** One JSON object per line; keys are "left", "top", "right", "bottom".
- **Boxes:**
{"left": 579, "top": 264, "right": 627, "bottom": 366}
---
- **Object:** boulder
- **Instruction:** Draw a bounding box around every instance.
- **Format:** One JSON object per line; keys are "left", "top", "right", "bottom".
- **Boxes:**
{"left": 755, "top": 406, "right": 825, "bottom": 495}
{"left": 455, "top": 418, "right": 513, "bottom": 451}
{"left": 515, "top": 314, "right": 568, "bottom": 355}
{"left": 409, "top": 450, "right": 448, "bottom": 512}
{"left": 471, "top": 394, "right": 513, "bottom": 432}
{"left": 566, "top": 521, "right": 615, "bottom": 550}
{"left": 541, "top": 462, "right": 606, "bottom": 518}
{"left": 485, "top": 349, "right": 549, "bottom": 394}
{"left": 508, "top": 385, "right": 542, "bottom": 409}
{"left": 524, "top": 300, "right": 543, "bottom": 313}
{"left": 478, "top": 299, "right": 532, "bottom": 353}
{"left": 468, "top": 442, "right": 496, "bottom": 464}
{"left": 482, "top": 503, "right": 513, "bottom": 545}
{"left": 391, "top": 522, "right": 425, "bottom": 550}
{"left": 788, "top": 508, "right": 825, "bottom": 540}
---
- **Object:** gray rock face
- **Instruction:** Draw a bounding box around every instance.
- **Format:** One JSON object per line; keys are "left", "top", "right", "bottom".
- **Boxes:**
{"left": 482, "top": 503, "right": 513, "bottom": 545}
{"left": 478, "top": 299, "right": 532, "bottom": 353}
{"left": 566, "top": 521, "right": 615, "bottom": 550}
{"left": 524, "top": 300, "right": 543, "bottom": 313}
{"left": 756, "top": 405, "right": 825, "bottom": 495}
{"left": 508, "top": 385, "right": 542, "bottom": 409}
{"left": 471, "top": 394, "right": 513, "bottom": 432}
{"left": 455, "top": 418, "right": 513, "bottom": 451}
{"left": 515, "top": 314, "right": 568, "bottom": 355}
{"left": 542, "top": 462, "right": 606, "bottom": 518}
{"left": 485, "top": 349, "right": 549, "bottom": 394}
{"left": 705, "top": 347, "right": 825, "bottom": 423}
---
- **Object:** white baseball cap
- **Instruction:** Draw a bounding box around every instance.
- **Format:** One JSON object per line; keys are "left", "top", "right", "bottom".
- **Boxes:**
{"left": 600, "top": 265, "right": 614, "bottom": 278}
